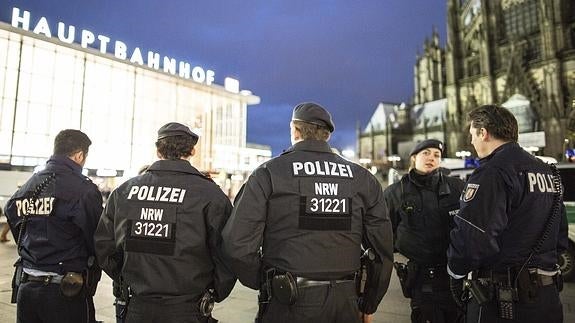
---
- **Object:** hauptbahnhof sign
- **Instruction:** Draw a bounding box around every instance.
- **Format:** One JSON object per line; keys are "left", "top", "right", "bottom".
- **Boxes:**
{"left": 5, "top": 7, "right": 218, "bottom": 86}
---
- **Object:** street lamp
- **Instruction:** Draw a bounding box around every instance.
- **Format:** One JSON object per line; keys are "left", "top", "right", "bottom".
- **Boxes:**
{"left": 341, "top": 149, "right": 355, "bottom": 159}
{"left": 455, "top": 150, "right": 471, "bottom": 159}
{"left": 387, "top": 155, "right": 401, "bottom": 168}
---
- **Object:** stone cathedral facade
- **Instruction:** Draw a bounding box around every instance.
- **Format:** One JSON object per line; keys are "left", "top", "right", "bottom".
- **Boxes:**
{"left": 360, "top": 0, "right": 575, "bottom": 167}
{"left": 440, "top": 0, "right": 575, "bottom": 158}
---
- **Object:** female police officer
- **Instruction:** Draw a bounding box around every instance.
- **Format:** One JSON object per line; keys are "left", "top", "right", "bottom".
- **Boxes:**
{"left": 383, "top": 139, "right": 465, "bottom": 323}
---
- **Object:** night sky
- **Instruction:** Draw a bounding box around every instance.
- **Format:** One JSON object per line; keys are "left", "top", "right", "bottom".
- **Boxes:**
{"left": 1, "top": 0, "right": 446, "bottom": 156}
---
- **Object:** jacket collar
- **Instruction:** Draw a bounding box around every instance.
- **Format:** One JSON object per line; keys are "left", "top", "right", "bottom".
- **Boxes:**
{"left": 479, "top": 141, "right": 517, "bottom": 165}
{"left": 47, "top": 155, "right": 83, "bottom": 174}
{"left": 281, "top": 140, "right": 333, "bottom": 155}
{"left": 147, "top": 159, "right": 206, "bottom": 177}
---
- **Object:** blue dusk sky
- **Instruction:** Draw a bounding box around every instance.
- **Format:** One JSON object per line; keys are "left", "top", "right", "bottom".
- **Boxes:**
{"left": 1, "top": 0, "right": 446, "bottom": 156}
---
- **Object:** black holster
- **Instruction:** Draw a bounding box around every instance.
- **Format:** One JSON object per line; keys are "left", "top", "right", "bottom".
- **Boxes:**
{"left": 465, "top": 276, "right": 517, "bottom": 319}
{"left": 255, "top": 268, "right": 274, "bottom": 323}
{"left": 464, "top": 278, "right": 493, "bottom": 306}
{"left": 255, "top": 290, "right": 267, "bottom": 323}
{"left": 11, "top": 260, "right": 23, "bottom": 304}
{"left": 394, "top": 261, "right": 418, "bottom": 298}
{"left": 85, "top": 264, "right": 102, "bottom": 297}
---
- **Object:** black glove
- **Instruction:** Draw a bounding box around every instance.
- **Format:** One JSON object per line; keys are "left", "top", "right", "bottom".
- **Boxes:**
{"left": 449, "top": 277, "right": 466, "bottom": 309}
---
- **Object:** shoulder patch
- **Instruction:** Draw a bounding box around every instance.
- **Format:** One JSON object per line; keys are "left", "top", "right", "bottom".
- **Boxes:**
{"left": 462, "top": 183, "right": 480, "bottom": 202}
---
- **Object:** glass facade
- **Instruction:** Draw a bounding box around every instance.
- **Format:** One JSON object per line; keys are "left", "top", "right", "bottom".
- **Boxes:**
{"left": 0, "top": 24, "right": 259, "bottom": 174}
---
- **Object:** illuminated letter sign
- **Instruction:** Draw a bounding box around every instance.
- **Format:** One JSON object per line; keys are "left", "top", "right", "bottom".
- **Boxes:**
{"left": 8, "top": 7, "right": 220, "bottom": 87}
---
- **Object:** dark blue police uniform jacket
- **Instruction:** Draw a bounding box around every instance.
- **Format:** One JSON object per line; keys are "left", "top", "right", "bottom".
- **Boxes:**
{"left": 447, "top": 142, "right": 568, "bottom": 276}
{"left": 222, "top": 139, "right": 394, "bottom": 314}
{"left": 5, "top": 155, "right": 103, "bottom": 274}
{"left": 94, "top": 159, "right": 235, "bottom": 302}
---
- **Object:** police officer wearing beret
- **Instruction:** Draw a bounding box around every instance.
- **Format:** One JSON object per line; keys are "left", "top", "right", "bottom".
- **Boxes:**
{"left": 383, "top": 139, "right": 465, "bottom": 323}
{"left": 222, "top": 102, "right": 394, "bottom": 323}
{"left": 94, "top": 122, "right": 236, "bottom": 323}
{"left": 4, "top": 129, "right": 103, "bottom": 323}
{"left": 447, "top": 105, "right": 568, "bottom": 322}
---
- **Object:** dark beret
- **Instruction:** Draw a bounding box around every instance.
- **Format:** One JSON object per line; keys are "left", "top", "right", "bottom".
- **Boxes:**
{"left": 410, "top": 139, "right": 444, "bottom": 156}
{"left": 291, "top": 102, "right": 335, "bottom": 132}
{"left": 157, "top": 122, "right": 199, "bottom": 144}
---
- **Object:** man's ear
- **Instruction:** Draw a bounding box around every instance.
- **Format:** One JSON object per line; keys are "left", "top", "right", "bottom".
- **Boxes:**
{"left": 190, "top": 147, "right": 196, "bottom": 157}
{"left": 70, "top": 151, "right": 85, "bottom": 166}
{"left": 480, "top": 127, "right": 489, "bottom": 141}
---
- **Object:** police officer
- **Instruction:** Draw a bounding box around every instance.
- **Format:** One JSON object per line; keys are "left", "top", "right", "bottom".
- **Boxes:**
{"left": 384, "top": 139, "right": 465, "bottom": 323}
{"left": 4, "top": 129, "right": 103, "bottom": 323}
{"left": 222, "top": 102, "right": 394, "bottom": 323}
{"left": 94, "top": 122, "right": 235, "bottom": 323}
{"left": 447, "top": 105, "right": 568, "bottom": 323}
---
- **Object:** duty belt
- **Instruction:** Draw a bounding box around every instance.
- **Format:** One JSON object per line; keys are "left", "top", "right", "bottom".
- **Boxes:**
{"left": 296, "top": 277, "right": 355, "bottom": 288}
{"left": 477, "top": 269, "right": 556, "bottom": 287}
{"left": 22, "top": 273, "right": 63, "bottom": 284}
{"left": 419, "top": 265, "right": 448, "bottom": 280}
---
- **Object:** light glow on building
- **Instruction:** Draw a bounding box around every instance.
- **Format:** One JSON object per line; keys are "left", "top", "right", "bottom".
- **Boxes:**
{"left": 0, "top": 7, "right": 261, "bottom": 181}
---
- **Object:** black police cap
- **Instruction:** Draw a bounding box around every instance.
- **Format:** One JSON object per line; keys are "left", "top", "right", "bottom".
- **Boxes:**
{"left": 157, "top": 122, "right": 199, "bottom": 144}
{"left": 291, "top": 102, "right": 335, "bottom": 133}
{"left": 410, "top": 139, "right": 444, "bottom": 156}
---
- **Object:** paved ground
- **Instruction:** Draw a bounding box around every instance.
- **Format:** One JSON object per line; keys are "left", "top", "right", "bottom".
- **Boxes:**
{"left": 1, "top": 239, "right": 574, "bottom": 322}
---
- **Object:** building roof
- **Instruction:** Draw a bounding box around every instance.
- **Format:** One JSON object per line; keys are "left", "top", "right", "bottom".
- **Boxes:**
{"left": 363, "top": 102, "right": 406, "bottom": 133}
{"left": 411, "top": 98, "right": 447, "bottom": 130}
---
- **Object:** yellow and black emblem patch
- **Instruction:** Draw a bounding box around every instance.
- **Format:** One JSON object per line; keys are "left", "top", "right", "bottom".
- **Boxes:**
{"left": 462, "top": 183, "right": 480, "bottom": 202}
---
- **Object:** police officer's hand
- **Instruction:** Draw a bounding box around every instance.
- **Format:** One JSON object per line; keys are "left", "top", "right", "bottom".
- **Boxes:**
{"left": 449, "top": 277, "right": 466, "bottom": 309}
{"left": 359, "top": 312, "right": 373, "bottom": 323}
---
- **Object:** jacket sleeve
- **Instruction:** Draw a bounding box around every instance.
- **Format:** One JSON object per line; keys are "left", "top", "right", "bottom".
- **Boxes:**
{"left": 359, "top": 175, "right": 394, "bottom": 314}
{"left": 206, "top": 194, "right": 237, "bottom": 302}
{"left": 449, "top": 177, "right": 466, "bottom": 231}
{"left": 74, "top": 185, "right": 103, "bottom": 255}
{"left": 221, "top": 166, "right": 271, "bottom": 290}
{"left": 448, "top": 168, "right": 507, "bottom": 276}
{"left": 94, "top": 189, "right": 122, "bottom": 281}
{"left": 382, "top": 182, "right": 401, "bottom": 241}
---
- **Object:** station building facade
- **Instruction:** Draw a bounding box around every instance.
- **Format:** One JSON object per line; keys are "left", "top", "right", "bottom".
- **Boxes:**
{"left": 0, "top": 7, "right": 262, "bottom": 193}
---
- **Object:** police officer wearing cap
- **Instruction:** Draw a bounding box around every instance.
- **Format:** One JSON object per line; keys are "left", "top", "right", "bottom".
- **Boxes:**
{"left": 4, "top": 129, "right": 103, "bottom": 323}
{"left": 447, "top": 105, "right": 568, "bottom": 323}
{"left": 383, "top": 139, "right": 465, "bottom": 323}
{"left": 222, "top": 102, "right": 394, "bottom": 323}
{"left": 94, "top": 122, "right": 236, "bottom": 323}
